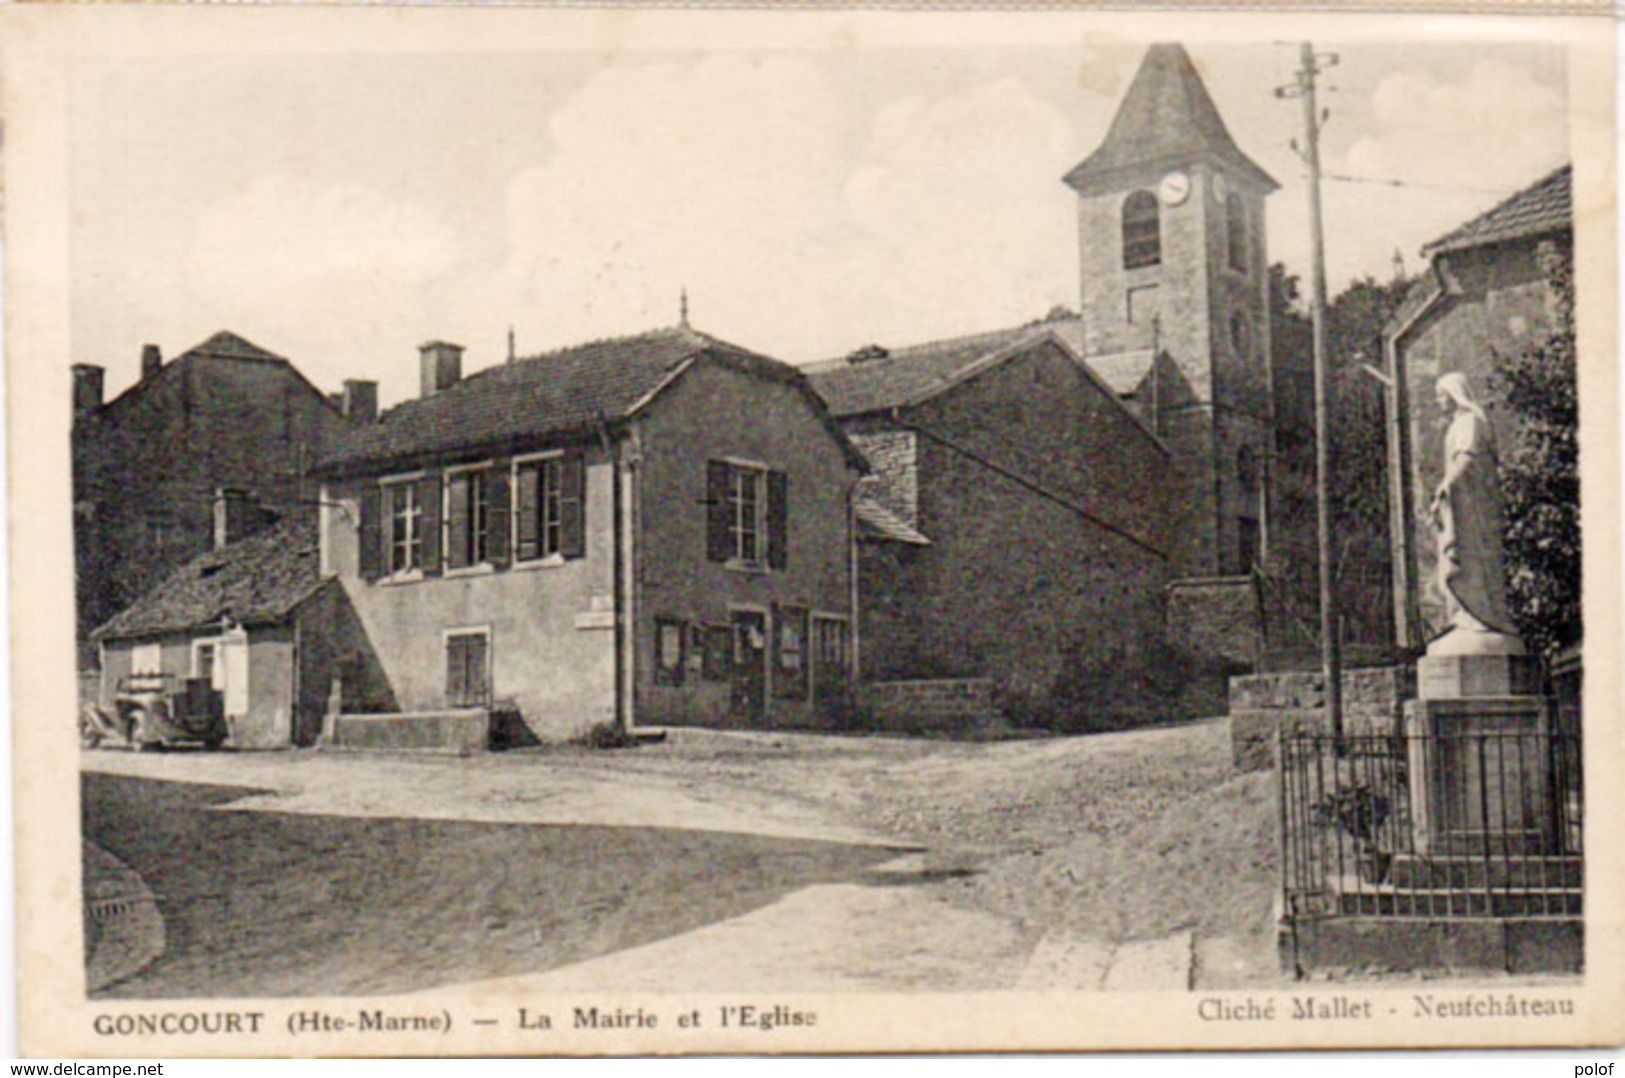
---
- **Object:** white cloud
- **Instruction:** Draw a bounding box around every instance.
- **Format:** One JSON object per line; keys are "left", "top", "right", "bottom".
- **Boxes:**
{"left": 1346, "top": 59, "right": 1566, "bottom": 187}
{"left": 485, "top": 57, "right": 1080, "bottom": 362}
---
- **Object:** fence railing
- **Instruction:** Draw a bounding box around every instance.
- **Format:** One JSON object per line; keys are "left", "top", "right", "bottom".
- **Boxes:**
{"left": 1279, "top": 730, "right": 1582, "bottom": 920}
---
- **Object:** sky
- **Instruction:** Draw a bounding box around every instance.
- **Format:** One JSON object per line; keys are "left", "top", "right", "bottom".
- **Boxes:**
{"left": 67, "top": 29, "right": 1571, "bottom": 409}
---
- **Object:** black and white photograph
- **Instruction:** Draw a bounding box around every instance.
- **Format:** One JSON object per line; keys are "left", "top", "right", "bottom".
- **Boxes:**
{"left": 5, "top": 3, "right": 1620, "bottom": 1056}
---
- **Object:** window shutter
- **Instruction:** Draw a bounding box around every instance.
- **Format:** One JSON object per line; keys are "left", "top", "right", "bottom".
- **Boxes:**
{"left": 446, "top": 636, "right": 467, "bottom": 707}
{"left": 418, "top": 475, "right": 442, "bottom": 575}
{"left": 515, "top": 463, "right": 539, "bottom": 562}
{"left": 559, "top": 452, "right": 586, "bottom": 559}
{"left": 767, "top": 469, "right": 789, "bottom": 570}
{"left": 487, "top": 464, "right": 511, "bottom": 568}
{"left": 359, "top": 484, "right": 383, "bottom": 582}
{"left": 706, "top": 460, "right": 731, "bottom": 563}
{"left": 446, "top": 474, "right": 470, "bottom": 570}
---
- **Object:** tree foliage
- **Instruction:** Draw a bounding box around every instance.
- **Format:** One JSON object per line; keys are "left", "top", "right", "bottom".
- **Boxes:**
{"left": 1494, "top": 242, "right": 1580, "bottom": 662}
{"left": 1266, "top": 264, "right": 1406, "bottom": 648}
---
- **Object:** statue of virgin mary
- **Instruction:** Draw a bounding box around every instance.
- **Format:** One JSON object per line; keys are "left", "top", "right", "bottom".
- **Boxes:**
{"left": 1429, "top": 372, "right": 1519, "bottom": 647}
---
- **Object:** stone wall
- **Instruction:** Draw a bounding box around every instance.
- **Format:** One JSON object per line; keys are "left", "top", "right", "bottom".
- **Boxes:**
{"left": 1229, "top": 665, "right": 1414, "bottom": 772}
{"left": 856, "top": 679, "right": 1004, "bottom": 736}
{"left": 328, "top": 710, "right": 490, "bottom": 755}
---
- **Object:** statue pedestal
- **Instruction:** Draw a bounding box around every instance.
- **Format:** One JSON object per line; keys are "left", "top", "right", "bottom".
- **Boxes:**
{"left": 1404, "top": 696, "right": 1554, "bottom": 855}
{"left": 1407, "top": 628, "right": 1555, "bottom": 855}
{"left": 1417, "top": 653, "right": 1540, "bottom": 699}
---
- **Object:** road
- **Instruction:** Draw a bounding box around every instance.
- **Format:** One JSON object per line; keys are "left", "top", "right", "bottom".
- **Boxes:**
{"left": 81, "top": 721, "right": 1284, "bottom": 996}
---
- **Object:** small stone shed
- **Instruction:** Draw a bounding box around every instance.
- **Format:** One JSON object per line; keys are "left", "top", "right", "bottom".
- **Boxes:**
{"left": 91, "top": 517, "right": 361, "bottom": 748}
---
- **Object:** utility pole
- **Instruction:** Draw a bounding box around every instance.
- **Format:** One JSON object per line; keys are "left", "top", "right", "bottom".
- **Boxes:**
{"left": 1277, "top": 42, "right": 1344, "bottom": 745}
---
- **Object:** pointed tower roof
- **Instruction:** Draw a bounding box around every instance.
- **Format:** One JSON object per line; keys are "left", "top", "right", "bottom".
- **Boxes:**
{"left": 1064, "top": 43, "right": 1277, "bottom": 196}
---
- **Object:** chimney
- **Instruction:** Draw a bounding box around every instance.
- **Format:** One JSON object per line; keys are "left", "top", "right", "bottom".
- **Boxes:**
{"left": 140, "top": 343, "right": 163, "bottom": 382}
{"left": 72, "top": 364, "right": 105, "bottom": 419}
{"left": 342, "top": 379, "right": 378, "bottom": 422}
{"left": 419, "top": 340, "right": 464, "bottom": 398}
{"left": 213, "top": 487, "right": 275, "bottom": 550}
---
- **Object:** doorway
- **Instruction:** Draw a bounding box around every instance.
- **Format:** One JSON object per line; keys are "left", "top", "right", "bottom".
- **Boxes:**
{"left": 730, "top": 609, "right": 767, "bottom": 722}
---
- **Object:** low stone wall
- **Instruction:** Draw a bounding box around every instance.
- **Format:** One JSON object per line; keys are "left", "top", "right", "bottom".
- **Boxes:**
{"left": 856, "top": 678, "right": 1004, "bottom": 736}
{"left": 1229, "top": 666, "right": 1413, "bottom": 772}
{"left": 327, "top": 709, "right": 490, "bottom": 755}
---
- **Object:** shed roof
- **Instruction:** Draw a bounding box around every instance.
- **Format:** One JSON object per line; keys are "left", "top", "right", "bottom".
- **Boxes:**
{"left": 1423, "top": 164, "right": 1571, "bottom": 256}
{"left": 318, "top": 325, "right": 862, "bottom": 476}
{"left": 855, "top": 488, "right": 931, "bottom": 545}
{"left": 92, "top": 518, "right": 326, "bottom": 642}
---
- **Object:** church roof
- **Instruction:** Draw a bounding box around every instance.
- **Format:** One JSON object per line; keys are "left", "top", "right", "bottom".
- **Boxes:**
{"left": 805, "top": 324, "right": 1049, "bottom": 418}
{"left": 1064, "top": 43, "right": 1277, "bottom": 197}
{"left": 1423, "top": 163, "right": 1571, "bottom": 256}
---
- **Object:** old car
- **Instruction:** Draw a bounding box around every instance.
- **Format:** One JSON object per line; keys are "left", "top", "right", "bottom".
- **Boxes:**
{"left": 80, "top": 673, "right": 229, "bottom": 751}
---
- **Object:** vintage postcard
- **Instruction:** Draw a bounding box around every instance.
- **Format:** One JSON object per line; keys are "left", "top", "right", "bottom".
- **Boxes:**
{"left": 5, "top": 3, "right": 1621, "bottom": 1057}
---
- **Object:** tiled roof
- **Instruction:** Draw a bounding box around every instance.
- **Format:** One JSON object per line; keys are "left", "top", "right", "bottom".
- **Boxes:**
{"left": 92, "top": 518, "right": 326, "bottom": 641}
{"left": 806, "top": 322, "right": 1065, "bottom": 418}
{"left": 1424, "top": 164, "right": 1571, "bottom": 256}
{"left": 185, "top": 330, "right": 286, "bottom": 363}
{"left": 1087, "top": 349, "right": 1157, "bottom": 396}
{"left": 855, "top": 486, "right": 930, "bottom": 545}
{"left": 318, "top": 326, "right": 846, "bottom": 476}
{"left": 1064, "top": 43, "right": 1277, "bottom": 196}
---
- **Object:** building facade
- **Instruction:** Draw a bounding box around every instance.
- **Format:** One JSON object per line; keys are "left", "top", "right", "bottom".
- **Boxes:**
{"left": 809, "top": 325, "right": 1173, "bottom": 728}
{"left": 314, "top": 327, "right": 865, "bottom": 743}
{"left": 72, "top": 331, "right": 362, "bottom": 659}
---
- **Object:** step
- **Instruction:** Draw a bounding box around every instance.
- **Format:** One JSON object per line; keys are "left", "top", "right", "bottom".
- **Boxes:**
{"left": 1333, "top": 884, "right": 1581, "bottom": 918}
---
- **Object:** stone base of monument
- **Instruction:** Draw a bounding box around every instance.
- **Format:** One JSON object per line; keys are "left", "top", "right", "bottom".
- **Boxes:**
{"left": 1417, "top": 652, "right": 1541, "bottom": 699}
{"left": 1404, "top": 696, "right": 1555, "bottom": 856}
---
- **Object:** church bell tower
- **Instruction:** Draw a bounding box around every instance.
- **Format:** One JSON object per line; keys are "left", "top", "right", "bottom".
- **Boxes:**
{"left": 1065, "top": 43, "right": 1278, "bottom": 578}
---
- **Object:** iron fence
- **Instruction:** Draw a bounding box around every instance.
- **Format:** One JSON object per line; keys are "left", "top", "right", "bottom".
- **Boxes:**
{"left": 1278, "top": 730, "right": 1582, "bottom": 920}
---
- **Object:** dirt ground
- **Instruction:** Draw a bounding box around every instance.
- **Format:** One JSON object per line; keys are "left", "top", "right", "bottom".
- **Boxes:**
{"left": 556, "top": 718, "right": 1279, "bottom": 948}
{"left": 83, "top": 717, "right": 1284, "bottom": 995}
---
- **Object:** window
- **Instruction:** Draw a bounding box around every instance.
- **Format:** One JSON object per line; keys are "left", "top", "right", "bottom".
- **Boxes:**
{"left": 706, "top": 460, "right": 787, "bottom": 569}
{"left": 812, "top": 616, "right": 850, "bottom": 702}
{"left": 360, "top": 474, "right": 439, "bottom": 582}
{"left": 1121, "top": 190, "right": 1161, "bottom": 270}
{"left": 131, "top": 642, "right": 161, "bottom": 677}
{"left": 731, "top": 466, "right": 763, "bottom": 563}
{"left": 1230, "top": 311, "right": 1253, "bottom": 361}
{"left": 446, "top": 630, "right": 490, "bottom": 708}
{"left": 192, "top": 640, "right": 224, "bottom": 690}
{"left": 655, "top": 617, "right": 687, "bottom": 687}
{"left": 773, "top": 604, "right": 809, "bottom": 700}
{"left": 445, "top": 468, "right": 491, "bottom": 570}
{"left": 514, "top": 453, "right": 585, "bottom": 563}
{"left": 1226, "top": 193, "right": 1247, "bottom": 273}
{"left": 387, "top": 481, "right": 424, "bottom": 574}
